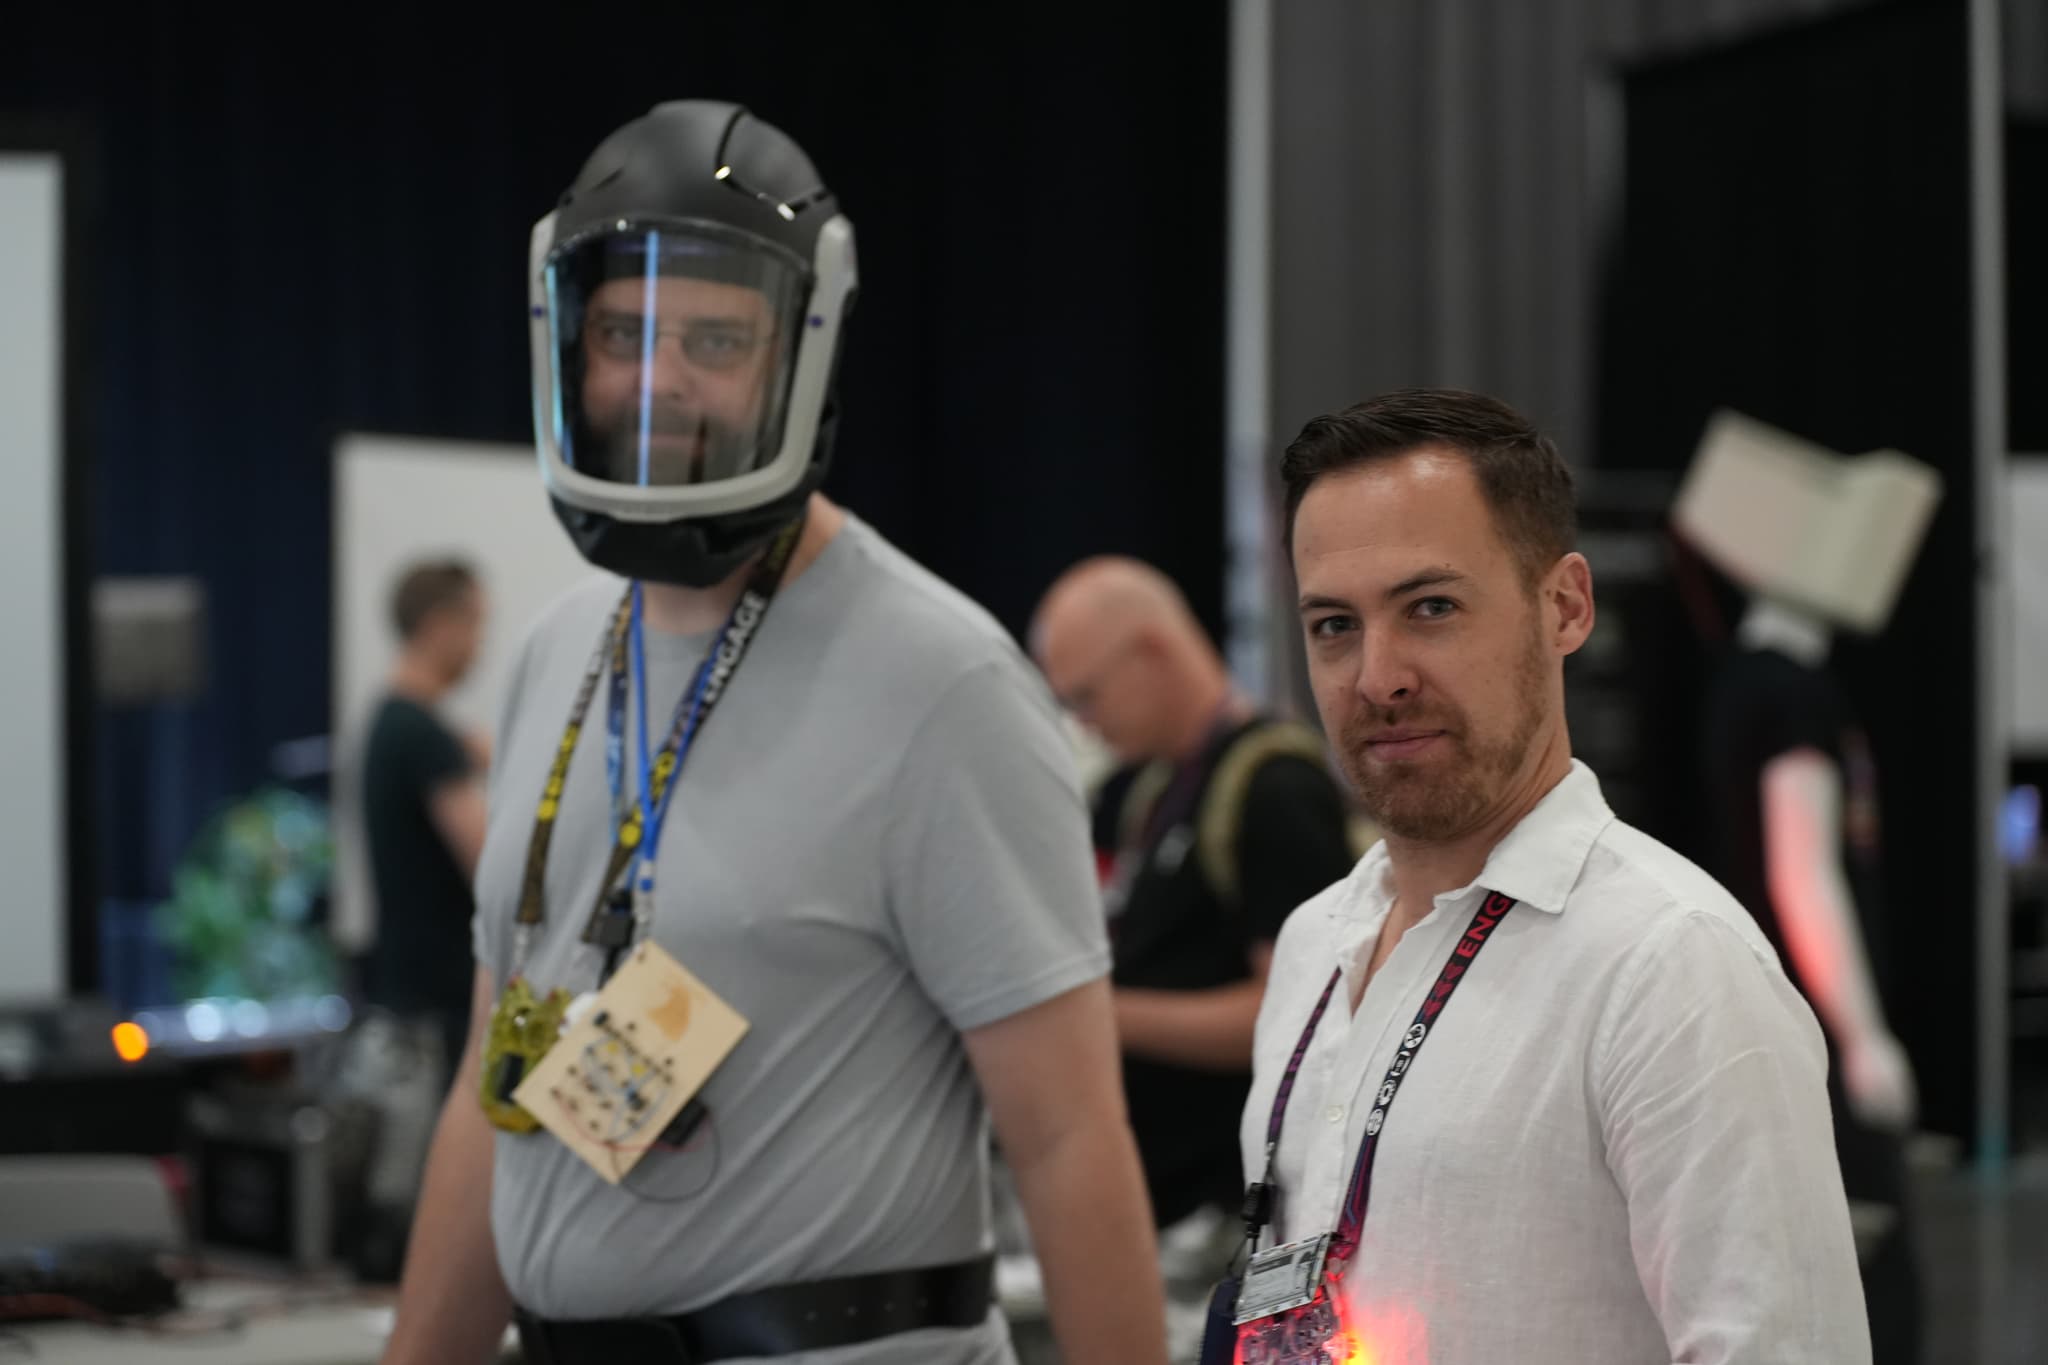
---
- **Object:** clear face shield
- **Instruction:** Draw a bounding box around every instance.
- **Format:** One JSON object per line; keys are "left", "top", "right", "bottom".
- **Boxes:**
{"left": 543, "top": 224, "right": 811, "bottom": 495}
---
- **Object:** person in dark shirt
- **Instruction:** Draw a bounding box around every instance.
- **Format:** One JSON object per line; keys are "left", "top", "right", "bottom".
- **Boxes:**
{"left": 361, "top": 560, "right": 490, "bottom": 1073}
{"left": 1032, "top": 557, "right": 1360, "bottom": 1232}
{"left": 1698, "top": 605, "right": 1922, "bottom": 1365}
{"left": 1672, "top": 411, "right": 1943, "bottom": 1365}
{"left": 1701, "top": 637, "right": 1904, "bottom": 1073}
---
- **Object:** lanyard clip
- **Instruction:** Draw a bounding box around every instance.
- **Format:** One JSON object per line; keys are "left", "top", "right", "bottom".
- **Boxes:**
{"left": 588, "top": 889, "right": 637, "bottom": 950}
{"left": 1240, "top": 1140, "right": 1279, "bottom": 1243}
{"left": 1241, "top": 1180, "right": 1274, "bottom": 1238}
{"left": 631, "top": 861, "right": 657, "bottom": 931}
{"left": 1240, "top": 1138, "right": 1283, "bottom": 1249}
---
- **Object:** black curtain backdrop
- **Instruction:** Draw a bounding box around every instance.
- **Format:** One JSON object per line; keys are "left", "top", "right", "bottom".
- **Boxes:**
{"left": 1595, "top": 0, "right": 1981, "bottom": 1147}
{"left": 5, "top": 5, "right": 1227, "bottom": 919}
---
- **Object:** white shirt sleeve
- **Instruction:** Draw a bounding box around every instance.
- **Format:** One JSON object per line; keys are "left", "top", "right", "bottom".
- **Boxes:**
{"left": 1592, "top": 908, "right": 1871, "bottom": 1364}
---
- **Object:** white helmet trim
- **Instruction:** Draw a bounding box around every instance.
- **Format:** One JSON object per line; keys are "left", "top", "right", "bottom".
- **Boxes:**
{"left": 528, "top": 209, "right": 857, "bottom": 523}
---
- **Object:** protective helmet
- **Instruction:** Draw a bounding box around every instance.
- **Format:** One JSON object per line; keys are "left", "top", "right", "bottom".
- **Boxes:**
{"left": 529, "top": 100, "right": 857, "bottom": 586}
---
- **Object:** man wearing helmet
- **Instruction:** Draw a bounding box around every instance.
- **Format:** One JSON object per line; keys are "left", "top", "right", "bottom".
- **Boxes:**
{"left": 577, "top": 265, "right": 784, "bottom": 485}
{"left": 379, "top": 101, "right": 1166, "bottom": 1365}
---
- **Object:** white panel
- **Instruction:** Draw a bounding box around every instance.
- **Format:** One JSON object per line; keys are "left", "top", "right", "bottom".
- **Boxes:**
{"left": 0, "top": 156, "right": 64, "bottom": 1005}
{"left": 330, "top": 434, "right": 599, "bottom": 952}
{"left": 2009, "top": 459, "right": 2048, "bottom": 755}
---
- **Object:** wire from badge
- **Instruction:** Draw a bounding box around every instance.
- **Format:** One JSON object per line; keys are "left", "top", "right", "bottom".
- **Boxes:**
{"left": 619, "top": 1109, "right": 721, "bottom": 1205}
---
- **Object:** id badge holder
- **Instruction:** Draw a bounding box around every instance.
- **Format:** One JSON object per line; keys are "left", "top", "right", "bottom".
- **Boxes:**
{"left": 1233, "top": 1235, "right": 1342, "bottom": 1365}
{"left": 511, "top": 940, "right": 749, "bottom": 1183}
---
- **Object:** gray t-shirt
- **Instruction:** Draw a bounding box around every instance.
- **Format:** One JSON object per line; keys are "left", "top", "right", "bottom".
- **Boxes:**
{"left": 471, "top": 513, "right": 1107, "bottom": 1362}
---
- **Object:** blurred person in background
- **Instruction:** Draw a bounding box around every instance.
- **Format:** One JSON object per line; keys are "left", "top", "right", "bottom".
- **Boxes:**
{"left": 1032, "top": 557, "right": 1358, "bottom": 1264}
{"left": 1215, "top": 388, "right": 1866, "bottom": 1365}
{"left": 361, "top": 558, "right": 490, "bottom": 1074}
{"left": 380, "top": 100, "right": 1164, "bottom": 1365}
{"left": 1672, "top": 412, "right": 1940, "bottom": 1365}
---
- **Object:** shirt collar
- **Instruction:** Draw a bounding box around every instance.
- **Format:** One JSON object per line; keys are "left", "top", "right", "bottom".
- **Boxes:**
{"left": 1468, "top": 759, "right": 1613, "bottom": 915}
{"left": 1329, "top": 759, "right": 1613, "bottom": 931}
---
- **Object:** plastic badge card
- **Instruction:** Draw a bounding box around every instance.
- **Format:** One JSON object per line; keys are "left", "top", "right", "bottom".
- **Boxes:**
{"left": 512, "top": 941, "right": 749, "bottom": 1183}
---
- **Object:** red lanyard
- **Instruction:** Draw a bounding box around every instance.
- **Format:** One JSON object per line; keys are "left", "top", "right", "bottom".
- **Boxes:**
{"left": 1251, "top": 890, "right": 1517, "bottom": 1254}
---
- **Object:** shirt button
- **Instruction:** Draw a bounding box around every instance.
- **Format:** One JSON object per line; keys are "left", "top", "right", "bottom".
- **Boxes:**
{"left": 1325, "top": 1105, "right": 1344, "bottom": 1124}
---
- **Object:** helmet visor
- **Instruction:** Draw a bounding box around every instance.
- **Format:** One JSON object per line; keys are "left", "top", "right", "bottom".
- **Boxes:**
{"left": 544, "top": 224, "right": 808, "bottom": 490}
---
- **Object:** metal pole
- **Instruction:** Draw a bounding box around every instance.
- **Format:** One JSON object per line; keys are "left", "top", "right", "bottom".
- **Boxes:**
{"left": 1968, "top": 0, "right": 2010, "bottom": 1175}
{"left": 1226, "top": 0, "right": 1275, "bottom": 705}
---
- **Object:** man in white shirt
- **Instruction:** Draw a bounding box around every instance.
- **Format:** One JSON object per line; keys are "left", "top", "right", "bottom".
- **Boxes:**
{"left": 1231, "top": 388, "right": 1868, "bottom": 1364}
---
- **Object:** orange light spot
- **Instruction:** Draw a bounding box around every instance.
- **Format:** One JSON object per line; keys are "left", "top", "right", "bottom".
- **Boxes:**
{"left": 1342, "top": 1296, "right": 1430, "bottom": 1365}
{"left": 111, "top": 1021, "right": 149, "bottom": 1063}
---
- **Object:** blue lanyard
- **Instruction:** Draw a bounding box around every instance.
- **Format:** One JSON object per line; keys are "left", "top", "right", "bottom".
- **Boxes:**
{"left": 567, "top": 510, "right": 810, "bottom": 970}
{"left": 605, "top": 583, "right": 717, "bottom": 908}
{"left": 516, "top": 513, "right": 808, "bottom": 985}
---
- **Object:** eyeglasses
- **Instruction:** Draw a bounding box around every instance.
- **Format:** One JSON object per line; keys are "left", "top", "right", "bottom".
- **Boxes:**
{"left": 586, "top": 311, "right": 772, "bottom": 373}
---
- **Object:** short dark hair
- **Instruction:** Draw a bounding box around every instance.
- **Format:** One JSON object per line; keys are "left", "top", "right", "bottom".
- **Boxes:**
{"left": 1279, "top": 387, "right": 1577, "bottom": 584}
{"left": 390, "top": 560, "right": 478, "bottom": 641}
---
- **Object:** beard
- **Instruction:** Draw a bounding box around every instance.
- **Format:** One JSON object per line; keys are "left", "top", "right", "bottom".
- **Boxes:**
{"left": 582, "top": 405, "right": 758, "bottom": 484}
{"left": 1337, "top": 622, "right": 1549, "bottom": 842}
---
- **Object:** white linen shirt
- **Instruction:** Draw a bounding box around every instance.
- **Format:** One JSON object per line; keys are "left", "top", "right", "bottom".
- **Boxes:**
{"left": 1239, "top": 760, "right": 1870, "bottom": 1364}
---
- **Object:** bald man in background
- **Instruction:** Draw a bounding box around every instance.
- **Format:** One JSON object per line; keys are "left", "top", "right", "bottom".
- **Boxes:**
{"left": 1032, "top": 558, "right": 1360, "bottom": 1237}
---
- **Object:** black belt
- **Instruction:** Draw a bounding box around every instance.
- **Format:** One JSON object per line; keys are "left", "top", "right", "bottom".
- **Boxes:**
{"left": 514, "top": 1256, "right": 995, "bottom": 1364}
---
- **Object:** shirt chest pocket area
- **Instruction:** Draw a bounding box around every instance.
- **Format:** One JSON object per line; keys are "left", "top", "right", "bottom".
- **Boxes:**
{"left": 1373, "top": 1022, "right": 1604, "bottom": 1229}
